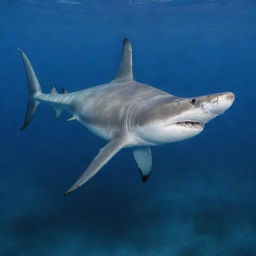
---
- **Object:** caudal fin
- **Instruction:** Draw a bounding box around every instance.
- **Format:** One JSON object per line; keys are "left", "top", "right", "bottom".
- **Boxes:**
{"left": 18, "top": 49, "right": 42, "bottom": 130}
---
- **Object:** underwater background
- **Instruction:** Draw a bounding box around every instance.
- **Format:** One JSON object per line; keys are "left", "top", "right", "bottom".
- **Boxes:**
{"left": 0, "top": 0, "right": 256, "bottom": 255}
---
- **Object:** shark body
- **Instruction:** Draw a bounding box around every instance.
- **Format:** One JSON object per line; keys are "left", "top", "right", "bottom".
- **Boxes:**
{"left": 18, "top": 39, "right": 235, "bottom": 195}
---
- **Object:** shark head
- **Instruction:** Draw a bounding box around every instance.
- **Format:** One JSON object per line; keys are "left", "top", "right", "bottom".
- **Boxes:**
{"left": 171, "top": 91, "right": 235, "bottom": 124}
{"left": 135, "top": 92, "right": 235, "bottom": 145}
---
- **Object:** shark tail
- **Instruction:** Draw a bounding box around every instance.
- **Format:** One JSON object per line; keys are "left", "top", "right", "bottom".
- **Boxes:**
{"left": 18, "top": 49, "right": 42, "bottom": 130}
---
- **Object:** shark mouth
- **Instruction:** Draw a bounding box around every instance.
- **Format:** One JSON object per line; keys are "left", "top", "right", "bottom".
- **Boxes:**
{"left": 175, "top": 121, "right": 204, "bottom": 129}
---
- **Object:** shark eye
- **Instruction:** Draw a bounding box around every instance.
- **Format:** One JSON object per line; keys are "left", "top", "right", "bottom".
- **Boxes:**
{"left": 191, "top": 99, "right": 196, "bottom": 105}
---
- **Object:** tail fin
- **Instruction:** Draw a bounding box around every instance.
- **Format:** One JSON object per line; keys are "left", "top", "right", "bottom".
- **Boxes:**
{"left": 18, "top": 49, "right": 42, "bottom": 130}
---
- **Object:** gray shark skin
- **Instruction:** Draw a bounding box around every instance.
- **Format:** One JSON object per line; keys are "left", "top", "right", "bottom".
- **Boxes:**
{"left": 18, "top": 39, "right": 235, "bottom": 195}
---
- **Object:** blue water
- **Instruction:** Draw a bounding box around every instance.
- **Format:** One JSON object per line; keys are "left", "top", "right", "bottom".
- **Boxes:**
{"left": 1, "top": 0, "right": 256, "bottom": 255}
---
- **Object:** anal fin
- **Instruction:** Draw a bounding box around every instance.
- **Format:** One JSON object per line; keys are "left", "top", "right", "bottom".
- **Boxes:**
{"left": 54, "top": 108, "right": 62, "bottom": 120}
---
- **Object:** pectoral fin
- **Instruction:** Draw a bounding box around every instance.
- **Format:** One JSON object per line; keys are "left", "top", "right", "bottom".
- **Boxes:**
{"left": 133, "top": 147, "right": 152, "bottom": 182}
{"left": 64, "top": 136, "right": 127, "bottom": 195}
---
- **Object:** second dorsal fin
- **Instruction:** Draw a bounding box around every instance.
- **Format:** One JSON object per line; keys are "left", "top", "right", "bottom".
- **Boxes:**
{"left": 114, "top": 38, "right": 133, "bottom": 82}
{"left": 51, "top": 86, "right": 57, "bottom": 94}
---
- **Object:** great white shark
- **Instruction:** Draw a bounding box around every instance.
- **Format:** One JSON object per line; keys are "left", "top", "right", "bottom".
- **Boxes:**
{"left": 18, "top": 39, "right": 235, "bottom": 195}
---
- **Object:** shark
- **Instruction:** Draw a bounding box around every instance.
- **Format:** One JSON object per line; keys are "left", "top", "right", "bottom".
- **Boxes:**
{"left": 18, "top": 39, "right": 235, "bottom": 195}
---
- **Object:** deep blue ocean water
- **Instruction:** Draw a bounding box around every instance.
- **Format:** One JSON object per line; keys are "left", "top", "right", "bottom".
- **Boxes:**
{"left": 0, "top": 0, "right": 256, "bottom": 255}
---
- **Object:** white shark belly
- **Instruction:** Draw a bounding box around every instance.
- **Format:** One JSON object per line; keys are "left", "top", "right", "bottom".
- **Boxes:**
{"left": 135, "top": 122, "right": 204, "bottom": 145}
{"left": 79, "top": 118, "right": 140, "bottom": 147}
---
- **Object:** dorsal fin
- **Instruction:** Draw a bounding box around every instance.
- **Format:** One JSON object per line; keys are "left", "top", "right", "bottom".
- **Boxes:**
{"left": 114, "top": 38, "right": 133, "bottom": 82}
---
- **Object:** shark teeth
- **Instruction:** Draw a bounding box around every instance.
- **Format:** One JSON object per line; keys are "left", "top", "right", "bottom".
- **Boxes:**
{"left": 175, "top": 121, "right": 204, "bottom": 129}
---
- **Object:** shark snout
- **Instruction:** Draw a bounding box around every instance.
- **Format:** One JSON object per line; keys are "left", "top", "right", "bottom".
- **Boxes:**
{"left": 210, "top": 92, "right": 235, "bottom": 114}
{"left": 225, "top": 92, "right": 235, "bottom": 102}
